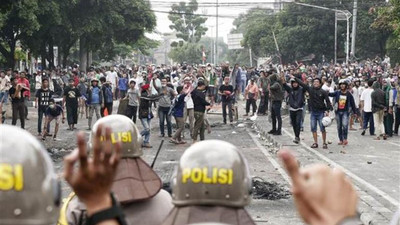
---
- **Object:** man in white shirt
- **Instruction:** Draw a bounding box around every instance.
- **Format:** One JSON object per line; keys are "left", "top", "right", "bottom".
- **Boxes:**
{"left": 106, "top": 67, "right": 118, "bottom": 100}
{"left": 360, "top": 79, "right": 375, "bottom": 136}
{"left": 0, "top": 71, "right": 11, "bottom": 104}
{"left": 183, "top": 77, "right": 194, "bottom": 138}
{"left": 350, "top": 78, "right": 363, "bottom": 130}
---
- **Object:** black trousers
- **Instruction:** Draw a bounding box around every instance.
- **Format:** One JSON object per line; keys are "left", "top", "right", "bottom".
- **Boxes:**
{"left": 271, "top": 101, "right": 282, "bottom": 131}
{"left": 101, "top": 102, "right": 113, "bottom": 117}
{"left": 290, "top": 110, "right": 303, "bottom": 138}
{"left": 246, "top": 98, "right": 257, "bottom": 114}
{"left": 222, "top": 100, "right": 233, "bottom": 123}
{"left": 258, "top": 92, "right": 269, "bottom": 114}
{"left": 394, "top": 106, "right": 400, "bottom": 134}
{"left": 126, "top": 105, "right": 138, "bottom": 123}
{"left": 12, "top": 102, "right": 25, "bottom": 129}
{"left": 66, "top": 103, "right": 78, "bottom": 125}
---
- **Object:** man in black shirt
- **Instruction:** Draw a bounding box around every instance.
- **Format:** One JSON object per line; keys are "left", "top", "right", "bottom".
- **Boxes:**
{"left": 35, "top": 78, "right": 53, "bottom": 135}
{"left": 219, "top": 76, "right": 234, "bottom": 124}
{"left": 63, "top": 78, "right": 81, "bottom": 130}
{"left": 43, "top": 98, "right": 65, "bottom": 141}
{"left": 192, "top": 81, "right": 210, "bottom": 143}
{"left": 9, "top": 78, "right": 26, "bottom": 129}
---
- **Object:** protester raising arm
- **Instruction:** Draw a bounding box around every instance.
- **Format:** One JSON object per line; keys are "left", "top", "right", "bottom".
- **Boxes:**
{"left": 64, "top": 125, "right": 127, "bottom": 225}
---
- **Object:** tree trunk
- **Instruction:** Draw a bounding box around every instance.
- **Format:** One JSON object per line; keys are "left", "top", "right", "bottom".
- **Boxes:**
{"left": 87, "top": 51, "right": 93, "bottom": 68}
{"left": 79, "top": 36, "right": 88, "bottom": 73}
{"left": 48, "top": 39, "right": 55, "bottom": 69}
{"left": 40, "top": 42, "right": 47, "bottom": 70}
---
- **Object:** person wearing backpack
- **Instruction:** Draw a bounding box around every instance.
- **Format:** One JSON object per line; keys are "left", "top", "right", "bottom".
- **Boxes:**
{"left": 100, "top": 76, "right": 113, "bottom": 117}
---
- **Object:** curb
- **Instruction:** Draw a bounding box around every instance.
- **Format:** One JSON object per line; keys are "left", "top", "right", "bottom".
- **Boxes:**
{"left": 253, "top": 117, "right": 386, "bottom": 225}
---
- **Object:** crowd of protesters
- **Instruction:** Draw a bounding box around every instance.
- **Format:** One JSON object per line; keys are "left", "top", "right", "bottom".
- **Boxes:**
{"left": 0, "top": 55, "right": 399, "bottom": 149}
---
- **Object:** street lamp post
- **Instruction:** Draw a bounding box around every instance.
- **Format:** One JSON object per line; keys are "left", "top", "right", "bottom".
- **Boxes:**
{"left": 291, "top": 2, "right": 352, "bottom": 64}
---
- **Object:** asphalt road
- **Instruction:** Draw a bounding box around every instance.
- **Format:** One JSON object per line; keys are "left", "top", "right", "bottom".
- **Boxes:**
{"left": 4, "top": 99, "right": 399, "bottom": 225}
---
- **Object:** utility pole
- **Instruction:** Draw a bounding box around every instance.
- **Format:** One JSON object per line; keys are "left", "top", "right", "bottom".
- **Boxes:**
{"left": 334, "top": 13, "right": 337, "bottom": 64}
{"left": 351, "top": 0, "right": 357, "bottom": 59}
{"left": 215, "top": 0, "right": 218, "bottom": 65}
{"left": 346, "top": 16, "right": 350, "bottom": 64}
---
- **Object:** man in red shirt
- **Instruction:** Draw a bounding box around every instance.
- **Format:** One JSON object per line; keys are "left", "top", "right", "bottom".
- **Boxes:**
{"left": 18, "top": 72, "right": 30, "bottom": 120}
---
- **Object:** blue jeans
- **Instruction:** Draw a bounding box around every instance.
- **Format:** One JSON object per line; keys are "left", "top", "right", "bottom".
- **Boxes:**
{"left": 241, "top": 78, "right": 247, "bottom": 93}
{"left": 310, "top": 111, "right": 325, "bottom": 132}
{"left": 271, "top": 101, "right": 282, "bottom": 131}
{"left": 363, "top": 111, "right": 375, "bottom": 135}
{"left": 140, "top": 118, "right": 151, "bottom": 144}
{"left": 158, "top": 106, "right": 172, "bottom": 136}
{"left": 0, "top": 91, "right": 8, "bottom": 104}
{"left": 336, "top": 111, "right": 349, "bottom": 141}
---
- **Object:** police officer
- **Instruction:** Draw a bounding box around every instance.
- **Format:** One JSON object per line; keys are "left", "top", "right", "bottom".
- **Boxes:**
{"left": 0, "top": 124, "right": 126, "bottom": 225}
{"left": 61, "top": 115, "right": 173, "bottom": 225}
{"left": 163, "top": 140, "right": 255, "bottom": 225}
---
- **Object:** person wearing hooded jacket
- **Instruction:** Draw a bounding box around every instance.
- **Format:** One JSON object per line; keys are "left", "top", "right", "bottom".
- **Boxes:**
{"left": 282, "top": 76, "right": 306, "bottom": 144}
{"left": 371, "top": 81, "right": 387, "bottom": 140}
{"left": 268, "top": 73, "right": 284, "bottom": 135}
{"left": 291, "top": 75, "right": 333, "bottom": 149}
{"left": 328, "top": 79, "right": 357, "bottom": 146}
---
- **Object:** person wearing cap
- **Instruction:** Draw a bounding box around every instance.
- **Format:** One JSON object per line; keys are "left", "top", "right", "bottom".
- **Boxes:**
{"left": 63, "top": 78, "right": 81, "bottom": 130}
{"left": 162, "top": 140, "right": 255, "bottom": 225}
{"left": 244, "top": 77, "right": 259, "bottom": 117}
{"left": 291, "top": 75, "right": 332, "bottom": 149}
{"left": 327, "top": 79, "right": 357, "bottom": 146}
{"left": 87, "top": 78, "right": 103, "bottom": 130}
{"left": 282, "top": 76, "right": 306, "bottom": 144}
{"left": 42, "top": 98, "right": 65, "bottom": 141}
{"left": 125, "top": 79, "right": 139, "bottom": 123}
{"left": 62, "top": 115, "right": 173, "bottom": 225}
{"left": 191, "top": 80, "right": 210, "bottom": 143}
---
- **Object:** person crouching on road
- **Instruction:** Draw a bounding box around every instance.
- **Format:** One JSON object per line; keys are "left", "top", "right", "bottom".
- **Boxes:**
{"left": 282, "top": 76, "right": 306, "bottom": 144}
{"left": 42, "top": 98, "right": 65, "bottom": 141}
{"left": 328, "top": 79, "right": 357, "bottom": 146}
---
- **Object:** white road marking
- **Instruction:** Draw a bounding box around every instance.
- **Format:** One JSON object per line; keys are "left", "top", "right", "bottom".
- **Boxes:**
{"left": 281, "top": 128, "right": 400, "bottom": 207}
{"left": 387, "top": 141, "right": 400, "bottom": 147}
{"left": 248, "top": 131, "right": 292, "bottom": 185}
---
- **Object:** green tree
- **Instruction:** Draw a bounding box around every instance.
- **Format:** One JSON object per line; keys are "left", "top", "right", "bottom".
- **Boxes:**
{"left": 169, "top": 42, "right": 203, "bottom": 64}
{"left": 0, "top": 0, "right": 40, "bottom": 68}
{"left": 168, "top": 0, "right": 208, "bottom": 43}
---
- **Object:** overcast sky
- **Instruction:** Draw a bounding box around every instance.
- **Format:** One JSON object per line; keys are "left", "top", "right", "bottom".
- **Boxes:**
{"left": 149, "top": 0, "right": 276, "bottom": 42}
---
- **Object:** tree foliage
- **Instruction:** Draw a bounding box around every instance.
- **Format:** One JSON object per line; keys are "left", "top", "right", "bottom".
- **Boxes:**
{"left": 0, "top": 0, "right": 157, "bottom": 69}
{"left": 233, "top": 0, "right": 391, "bottom": 64}
{"left": 168, "top": 0, "right": 208, "bottom": 43}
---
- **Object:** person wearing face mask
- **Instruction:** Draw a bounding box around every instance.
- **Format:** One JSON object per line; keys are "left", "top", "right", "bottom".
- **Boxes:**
{"left": 63, "top": 78, "right": 81, "bottom": 130}
{"left": 42, "top": 98, "right": 65, "bottom": 141}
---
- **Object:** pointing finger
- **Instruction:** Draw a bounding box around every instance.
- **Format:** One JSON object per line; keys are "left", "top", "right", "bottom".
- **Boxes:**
{"left": 278, "top": 149, "right": 304, "bottom": 192}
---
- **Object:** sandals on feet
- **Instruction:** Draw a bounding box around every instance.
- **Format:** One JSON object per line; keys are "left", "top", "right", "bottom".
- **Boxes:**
{"left": 311, "top": 143, "right": 318, "bottom": 148}
{"left": 323, "top": 143, "right": 328, "bottom": 149}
